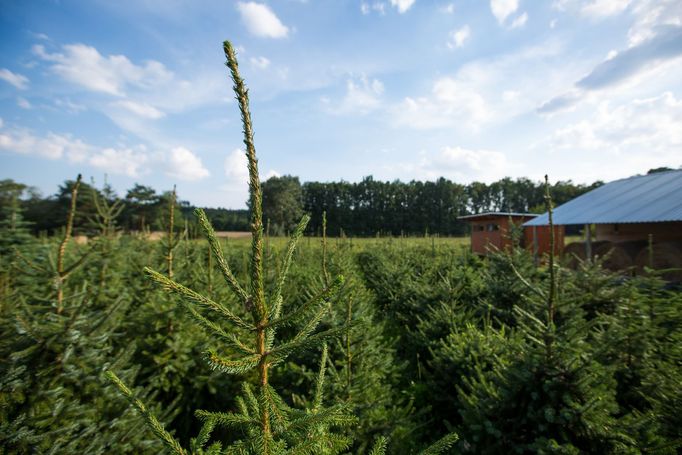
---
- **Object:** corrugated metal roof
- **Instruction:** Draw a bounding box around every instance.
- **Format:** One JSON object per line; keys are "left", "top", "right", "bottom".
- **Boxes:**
{"left": 458, "top": 212, "right": 538, "bottom": 220}
{"left": 524, "top": 169, "right": 682, "bottom": 226}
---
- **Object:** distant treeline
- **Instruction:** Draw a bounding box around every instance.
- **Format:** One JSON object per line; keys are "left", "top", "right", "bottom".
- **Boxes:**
{"left": 0, "top": 175, "right": 604, "bottom": 237}
{"left": 297, "top": 176, "right": 602, "bottom": 236}
{"left": 0, "top": 179, "right": 249, "bottom": 236}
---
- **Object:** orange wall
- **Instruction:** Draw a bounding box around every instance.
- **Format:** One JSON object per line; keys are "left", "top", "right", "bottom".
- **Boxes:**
{"left": 468, "top": 216, "right": 564, "bottom": 256}
{"left": 524, "top": 225, "right": 565, "bottom": 256}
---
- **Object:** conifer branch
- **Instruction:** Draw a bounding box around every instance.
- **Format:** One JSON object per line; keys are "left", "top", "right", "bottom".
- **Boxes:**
{"left": 190, "top": 416, "right": 217, "bottom": 452}
{"left": 322, "top": 211, "right": 330, "bottom": 287}
{"left": 195, "top": 208, "right": 249, "bottom": 303}
{"left": 266, "top": 275, "right": 344, "bottom": 329}
{"left": 507, "top": 257, "right": 547, "bottom": 301}
{"left": 345, "top": 293, "right": 353, "bottom": 400}
{"left": 264, "top": 295, "right": 283, "bottom": 351}
{"left": 144, "top": 267, "right": 253, "bottom": 330}
{"left": 13, "top": 247, "right": 46, "bottom": 273}
{"left": 283, "top": 403, "right": 356, "bottom": 433}
{"left": 293, "top": 301, "right": 332, "bottom": 342}
{"left": 313, "top": 344, "right": 328, "bottom": 412}
{"left": 243, "top": 383, "right": 260, "bottom": 418}
{"left": 179, "top": 302, "right": 254, "bottom": 355}
{"left": 544, "top": 174, "right": 557, "bottom": 359}
{"left": 61, "top": 248, "right": 94, "bottom": 280}
{"left": 56, "top": 174, "right": 81, "bottom": 313}
{"left": 419, "top": 433, "right": 459, "bottom": 454}
{"left": 206, "top": 350, "right": 261, "bottom": 374}
{"left": 544, "top": 175, "right": 557, "bottom": 325}
{"left": 271, "top": 214, "right": 310, "bottom": 313}
{"left": 369, "top": 436, "right": 388, "bottom": 455}
{"left": 262, "top": 384, "right": 292, "bottom": 431}
{"left": 195, "top": 410, "right": 258, "bottom": 428}
{"left": 268, "top": 325, "right": 355, "bottom": 366}
{"left": 223, "top": 40, "right": 266, "bottom": 322}
{"left": 166, "top": 185, "right": 176, "bottom": 278}
{"left": 105, "top": 371, "right": 187, "bottom": 455}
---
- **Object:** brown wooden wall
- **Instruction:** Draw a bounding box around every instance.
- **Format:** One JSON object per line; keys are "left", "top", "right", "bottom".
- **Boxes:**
{"left": 594, "top": 222, "right": 682, "bottom": 243}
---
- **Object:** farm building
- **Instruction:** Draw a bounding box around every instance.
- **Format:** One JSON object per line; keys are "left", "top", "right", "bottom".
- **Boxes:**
{"left": 459, "top": 212, "right": 564, "bottom": 257}
{"left": 524, "top": 169, "right": 682, "bottom": 280}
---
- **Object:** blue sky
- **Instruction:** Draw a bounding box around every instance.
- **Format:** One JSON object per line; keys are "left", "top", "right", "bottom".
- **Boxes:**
{"left": 1, "top": 0, "right": 681, "bottom": 208}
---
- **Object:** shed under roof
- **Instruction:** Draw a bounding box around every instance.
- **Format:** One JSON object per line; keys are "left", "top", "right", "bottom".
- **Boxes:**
{"left": 524, "top": 169, "right": 682, "bottom": 227}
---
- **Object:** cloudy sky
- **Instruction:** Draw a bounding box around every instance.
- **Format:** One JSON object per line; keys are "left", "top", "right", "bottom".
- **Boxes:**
{"left": 1, "top": 0, "right": 681, "bottom": 207}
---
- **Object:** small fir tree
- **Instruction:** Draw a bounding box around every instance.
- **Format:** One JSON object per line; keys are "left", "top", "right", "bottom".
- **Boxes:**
{"left": 455, "top": 176, "right": 634, "bottom": 453}
{"left": 106, "top": 40, "right": 458, "bottom": 455}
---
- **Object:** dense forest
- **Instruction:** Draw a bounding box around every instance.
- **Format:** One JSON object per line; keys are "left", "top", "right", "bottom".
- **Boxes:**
{"left": 0, "top": 175, "right": 602, "bottom": 238}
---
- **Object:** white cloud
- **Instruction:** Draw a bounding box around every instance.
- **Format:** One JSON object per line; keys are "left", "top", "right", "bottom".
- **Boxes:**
{"left": 236, "top": 2, "right": 289, "bottom": 38}
{"left": 490, "top": 0, "right": 518, "bottom": 24}
{"left": 33, "top": 43, "right": 172, "bottom": 96}
{"left": 510, "top": 12, "right": 528, "bottom": 28}
{"left": 391, "top": 76, "right": 492, "bottom": 130}
{"left": 17, "top": 97, "right": 32, "bottom": 109}
{"left": 0, "top": 127, "right": 98, "bottom": 163}
{"left": 263, "top": 170, "right": 281, "bottom": 180}
{"left": 391, "top": 41, "right": 577, "bottom": 130}
{"left": 115, "top": 100, "right": 165, "bottom": 119}
{"left": 0, "top": 68, "right": 29, "bottom": 89}
{"left": 33, "top": 41, "right": 228, "bottom": 121}
{"left": 30, "top": 40, "right": 232, "bottom": 154}
{"left": 384, "top": 146, "right": 512, "bottom": 182}
{"left": 225, "top": 149, "right": 249, "bottom": 184}
{"left": 550, "top": 19, "right": 558, "bottom": 28}
{"left": 628, "top": 0, "right": 681, "bottom": 46}
{"left": 441, "top": 3, "right": 455, "bottom": 13}
{"left": 390, "top": 0, "right": 416, "bottom": 14}
{"left": 250, "top": 56, "right": 271, "bottom": 69}
{"left": 581, "top": 0, "right": 632, "bottom": 17}
{"left": 327, "top": 74, "right": 385, "bottom": 115}
{"left": 54, "top": 98, "right": 86, "bottom": 113}
{"left": 89, "top": 147, "right": 150, "bottom": 177}
{"left": 551, "top": 92, "right": 682, "bottom": 149}
{"left": 166, "top": 146, "right": 210, "bottom": 181}
{"left": 361, "top": 2, "right": 388, "bottom": 15}
{"left": 539, "top": 23, "right": 682, "bottom": 113}
{"left": 0, "top": 122, "right": 211, "bottom": 179}
{"left": 222, "top": 149, "right": 279, "bottom": 204}
{"left": 433, "top": 77, "right": 491, "bottom": 122}
{"left": 547, "top": 92, "right": 682, "bottom": 179}
{"left": 447, "top": 25, "right": 471, "bottom": 49}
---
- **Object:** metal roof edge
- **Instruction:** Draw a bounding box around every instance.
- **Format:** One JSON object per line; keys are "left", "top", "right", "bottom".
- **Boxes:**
{"left": 459, "top": 212, "right": 539, "bottom": 220}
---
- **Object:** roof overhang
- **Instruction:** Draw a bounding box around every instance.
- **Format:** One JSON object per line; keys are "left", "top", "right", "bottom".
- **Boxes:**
{"left": 459, "top": 212, "right": 539, "bottom": 221}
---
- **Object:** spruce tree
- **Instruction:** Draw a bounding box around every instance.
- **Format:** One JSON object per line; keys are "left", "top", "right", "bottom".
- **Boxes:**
{"left": 0, "top": 175, "right": 166, "bottom": 454}
{"left": 283, "top": 212, "right": 417, "bottom": 453}
{"left": 455, "top": 176, "right": 633, "bottom": 453}
{"left": 0, "top": 195, "right": 33, "bottom": 255}
{"left": 106, "top": 40, "right": 458, "bottom": 455}
{"left": 105, "top": 41, "right": 358, "bottom": 454}
{"left": 589, "top": 271, "right": 682, "bottom": 452}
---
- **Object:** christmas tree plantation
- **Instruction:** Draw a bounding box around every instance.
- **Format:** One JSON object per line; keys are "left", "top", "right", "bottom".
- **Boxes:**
{"left": 1, "top": 41, "right": 680, "bottom": 455}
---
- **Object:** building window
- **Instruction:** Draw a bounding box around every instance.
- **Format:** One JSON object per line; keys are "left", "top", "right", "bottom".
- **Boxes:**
{"left": 486, "top": 224, "right": 499, "bottom": 232}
